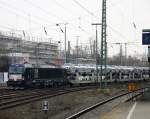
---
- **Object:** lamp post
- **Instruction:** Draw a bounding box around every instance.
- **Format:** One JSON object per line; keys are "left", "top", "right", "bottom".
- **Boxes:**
{"left": 57, "top": 41, "right": 61, "bottom": 58}
{"left": 9, "top": 48, "right": 14, "bottom": 64}
{"left": 109, "top": 42, "right": 127, "bottom": 66}
{"left": 56, "top": 23, "right": 68, "bottom": 63}
{"left": 92, "top": 23, "right": 102, "bottom": 84}
{"left": 35, "top": 43, "right": 41, "bottom": 68}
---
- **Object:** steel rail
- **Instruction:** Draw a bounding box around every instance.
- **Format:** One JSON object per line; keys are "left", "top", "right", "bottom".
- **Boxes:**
{"left": 0, "top": 85, "right": 99, "bottom": 100}
{"left": 0, "top": 88, "right": 60, "bottom": 100}
{"left": 66, "top": 87, "right": 149, "bottom": 119}
{"left": 0, "top": 86, "right": 98, "bottom": 110}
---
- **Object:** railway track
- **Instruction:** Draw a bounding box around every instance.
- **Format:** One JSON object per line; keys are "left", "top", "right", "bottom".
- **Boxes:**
{"left": 0, "top": 86, "right": 98, "bottom": 110}
{"left": 0, "top": 88, "right": 43, "bottom": 95}
{"left": 0, "top": 88, "right": 58, "bottom": 100}
{"left": 66, "top": 87, "right": 149, "bottom": 119}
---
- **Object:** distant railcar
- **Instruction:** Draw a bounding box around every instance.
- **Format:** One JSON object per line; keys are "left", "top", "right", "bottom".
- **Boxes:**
{"left": 62, "top": 63, "right": 150, "bottom": 85}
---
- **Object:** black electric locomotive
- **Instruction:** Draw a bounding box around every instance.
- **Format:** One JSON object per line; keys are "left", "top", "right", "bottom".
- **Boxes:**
{"left": 7, "top": 64, "right": 70, "bottom": 88}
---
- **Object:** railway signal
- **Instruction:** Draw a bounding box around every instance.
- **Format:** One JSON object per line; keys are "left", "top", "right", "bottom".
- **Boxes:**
{"left": 42, "top": 100, "right": 49, "bottom": 119}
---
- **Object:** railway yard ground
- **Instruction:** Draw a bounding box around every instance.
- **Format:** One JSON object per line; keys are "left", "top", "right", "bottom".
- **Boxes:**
{"left": 0, "top": 82, "right": 148, "bottom": 119}
{"left": 100, "top": 88, "right": 150, "bottom": 119}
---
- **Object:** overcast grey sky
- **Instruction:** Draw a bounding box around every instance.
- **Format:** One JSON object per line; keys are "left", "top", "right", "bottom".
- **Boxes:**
{"left": 0, "top": 0, "right": 149, "bottom": 58}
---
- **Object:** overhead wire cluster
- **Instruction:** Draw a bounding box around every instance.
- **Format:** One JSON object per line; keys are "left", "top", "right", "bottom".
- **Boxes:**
{"left": 0, "top": 0, "right": 140, "bottom": 45}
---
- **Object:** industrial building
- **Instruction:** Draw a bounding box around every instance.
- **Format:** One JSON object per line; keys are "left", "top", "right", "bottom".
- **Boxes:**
{"left": 0, "top": 31, "right": 62, "bottom": 66}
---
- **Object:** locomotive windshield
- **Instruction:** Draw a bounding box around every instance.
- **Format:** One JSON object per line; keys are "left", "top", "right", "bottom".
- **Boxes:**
{"left": 9, "top": 65, "right": 24, "bottom": 74}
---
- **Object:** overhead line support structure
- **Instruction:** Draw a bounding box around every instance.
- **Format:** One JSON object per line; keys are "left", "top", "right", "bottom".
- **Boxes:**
{"left": 100, "top": 0, "right": 107, "bottom": 89}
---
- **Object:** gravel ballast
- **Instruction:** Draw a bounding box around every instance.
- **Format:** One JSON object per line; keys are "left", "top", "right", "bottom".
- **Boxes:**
{"left": 0, "top": 86, "right": 126, "bottom": 119}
